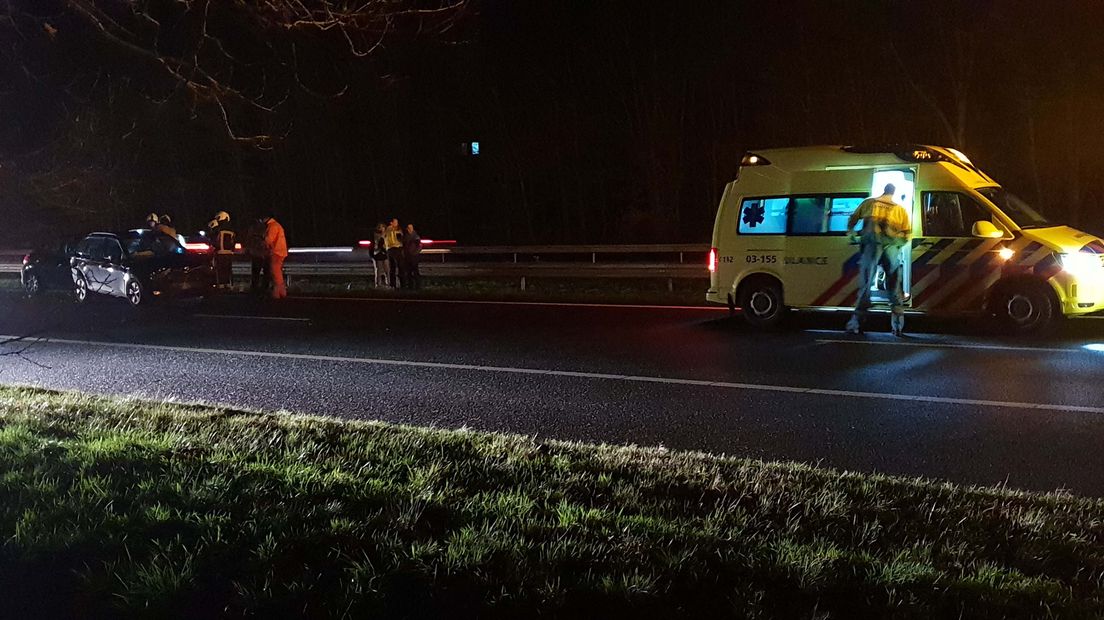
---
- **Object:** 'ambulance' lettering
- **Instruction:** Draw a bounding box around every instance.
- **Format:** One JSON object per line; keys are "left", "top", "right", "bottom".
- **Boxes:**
{"left": 784, "top": 256, "right": 829, "bottom": 266}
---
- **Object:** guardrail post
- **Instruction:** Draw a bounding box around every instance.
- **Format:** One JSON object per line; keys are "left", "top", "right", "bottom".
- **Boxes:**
{"left": 667, "top": 278, "right": 673, "bottom": 292}
{"left": 520, "top": 276, "right": 526, "bottom": 291}
{"left": 592, "top": 252, "right": 596, "bottom": 264}
{"left": 679, "top": 252, "right": 683, "bottom": 263}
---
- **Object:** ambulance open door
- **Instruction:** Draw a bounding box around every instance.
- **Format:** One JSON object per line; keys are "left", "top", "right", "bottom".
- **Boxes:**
{"left": 870, "top": 169, "right": 915, "bottom": 304}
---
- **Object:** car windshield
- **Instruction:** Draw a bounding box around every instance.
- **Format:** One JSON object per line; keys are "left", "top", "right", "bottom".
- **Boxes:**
{"left": 976, "top": 187, "right": 1051, "bottom": 229}
{"left": 124, "top": 230, "right": 184, "bottom": 257}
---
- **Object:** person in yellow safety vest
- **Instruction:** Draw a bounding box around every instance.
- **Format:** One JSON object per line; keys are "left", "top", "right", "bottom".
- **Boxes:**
{"left": 845, "top": 183, "right": 912, "bottom": 336}
{"left": 207, "top": 211, "right": 236, "bottom": 289}
{"left": 383, "top": 218, "right": 404, "bottom": 289}
{"left": 263, "top": 215, "right": 288, "bottom": 299}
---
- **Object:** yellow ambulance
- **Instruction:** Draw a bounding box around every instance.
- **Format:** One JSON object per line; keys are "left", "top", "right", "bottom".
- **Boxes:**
{"left": 706, "top": 145, "right": 1104, "bottom": 333}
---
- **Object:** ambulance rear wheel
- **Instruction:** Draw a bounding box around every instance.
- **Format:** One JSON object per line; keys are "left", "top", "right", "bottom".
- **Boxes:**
{"left": 993, "top": 280, "right": 1055, "bottom": 335}
{"left": 739, "top": 278, "right": 785, "bottom": 328}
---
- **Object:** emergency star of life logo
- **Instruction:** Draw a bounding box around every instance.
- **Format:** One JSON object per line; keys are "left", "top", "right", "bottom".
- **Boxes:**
{"left": 742, "top": 203, "right": 765, "bottom": 228}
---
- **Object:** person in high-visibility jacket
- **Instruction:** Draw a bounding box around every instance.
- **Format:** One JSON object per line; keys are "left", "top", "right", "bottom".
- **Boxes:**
{"left": 206, "top": 211, "right": 236, "bottom": 288}
{"left": 263, "top": 216, "right": 288, "bottom": 299}
{"left": 383, "top": 218, "right": 404, "bottom": 289}
{"left": 845, "top": 183, "right": 911, "bottom": 336}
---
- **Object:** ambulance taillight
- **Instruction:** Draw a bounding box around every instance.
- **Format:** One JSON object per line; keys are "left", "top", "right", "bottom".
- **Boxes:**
{"left": 708, "top": 248, "right": 717, "bottom": 273}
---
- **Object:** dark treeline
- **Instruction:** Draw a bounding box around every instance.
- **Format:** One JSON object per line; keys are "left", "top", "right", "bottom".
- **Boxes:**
{"left": 2, "top": 1, "right": 1103, "bottom": 246}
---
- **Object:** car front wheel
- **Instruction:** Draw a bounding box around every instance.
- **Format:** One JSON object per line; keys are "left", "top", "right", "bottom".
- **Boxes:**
{"left": 125, "top": 279, "right": 145, "bottom": 307}
{"left": 993, "top": 280, "right": 1055, "bottom": 335}
{"left": 74, "top": 274, "right": 89, "bottom": 303}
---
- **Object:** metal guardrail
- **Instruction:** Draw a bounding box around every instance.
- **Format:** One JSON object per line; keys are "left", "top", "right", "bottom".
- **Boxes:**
{"left": 0, "top": 244, "right": 712, "bottom": 289}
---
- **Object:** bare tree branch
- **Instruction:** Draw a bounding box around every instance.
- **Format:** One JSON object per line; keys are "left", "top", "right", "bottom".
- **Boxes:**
{"left": 0, "top": 0, "right": 469, "bottom": 144}
{"left": 0, "top": 333, "right": 51, "bottom": 370}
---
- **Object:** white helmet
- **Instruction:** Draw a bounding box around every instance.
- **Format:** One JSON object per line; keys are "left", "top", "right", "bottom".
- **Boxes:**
{"left": 208, "top": 211, "right": 230, "bottom": 228}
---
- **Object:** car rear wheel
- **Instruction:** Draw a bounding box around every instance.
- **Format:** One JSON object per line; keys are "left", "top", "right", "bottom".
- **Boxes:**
{"left": 125, "top": 279, "right": 145, "bottom": 307}
{"left": 993, "top": 280, "right": 1055, "bottom": 335}
{"left": 23, "top": 273, "right": 40, "bottom": 297}
{"left": 74, "top": 274, "right": 89, "bottom": 303}
{"left": 739, "top": 277, "right": 786, "bottom": 328}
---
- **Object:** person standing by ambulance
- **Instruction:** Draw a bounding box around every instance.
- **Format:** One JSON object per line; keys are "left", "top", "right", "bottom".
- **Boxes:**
{"left": 263, "top": 215, "right": 288, "bottom": 299}
{"left": 845, "top": 183, "right": 911, "bottom": 336}
{"left": 383, "top": 218, "right": 404, "bottom": 289}
{"left": 207, "top": 211, "right": 236, "bottom": 289}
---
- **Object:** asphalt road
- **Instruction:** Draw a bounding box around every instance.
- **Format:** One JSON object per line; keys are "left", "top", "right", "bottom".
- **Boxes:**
{"left": 3, "top": 290, "right": 1104, "bottom": 496}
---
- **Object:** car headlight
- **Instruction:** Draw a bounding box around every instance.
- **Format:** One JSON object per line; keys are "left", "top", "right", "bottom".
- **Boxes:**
{"left": 1060, "top": 252, "right": 1102, "bottom": 277}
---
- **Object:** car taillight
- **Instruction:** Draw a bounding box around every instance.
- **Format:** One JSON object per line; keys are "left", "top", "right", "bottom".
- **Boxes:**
{"left": 708, "top": 247, "right": 717, "bottom": 273}
{"left": 184, "top": 242, "right": 211, "bottom": 252}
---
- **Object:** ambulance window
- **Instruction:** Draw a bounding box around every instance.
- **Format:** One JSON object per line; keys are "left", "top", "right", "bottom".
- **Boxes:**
{"left": 738, "top": 197, "right": 788, "bottom": 235}
{"left": 790, "top": 197, "right": 829, "bottom": 234}
{"left": 922, "top": 192, "right": 992, "bottom": 237}
{"left": 827, "top": 196, "right": 864, "bottom": 233}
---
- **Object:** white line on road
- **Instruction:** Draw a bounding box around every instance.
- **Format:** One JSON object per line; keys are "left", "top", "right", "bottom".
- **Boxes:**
{"left": 193, "top": 314, "right": 312, "bottom": 323}
{"left": 3, "top": 335, "right": 1103, "bottom": 415}
{"left": 815, "top": 338, "right": 1096, "bottom": 355}
{"left": 294, "top": 296, "right": 728, "bottom": 311}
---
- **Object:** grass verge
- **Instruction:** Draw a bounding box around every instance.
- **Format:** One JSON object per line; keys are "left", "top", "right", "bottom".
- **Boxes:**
{"left": 1, "top": 386, "right": 1102, "bottom": 619}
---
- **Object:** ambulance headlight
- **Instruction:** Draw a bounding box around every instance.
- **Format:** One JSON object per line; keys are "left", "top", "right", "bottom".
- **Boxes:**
{"left": 1059, "top": 252, "right": 1101, "bottom": 277}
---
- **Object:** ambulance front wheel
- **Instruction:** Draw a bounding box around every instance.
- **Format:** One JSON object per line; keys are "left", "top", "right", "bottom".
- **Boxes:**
{"left": 992, "top": 280, "right": 1056, "bottom": 335}
{"left": 739, "top": 277, "right": 785, "bottom": 328}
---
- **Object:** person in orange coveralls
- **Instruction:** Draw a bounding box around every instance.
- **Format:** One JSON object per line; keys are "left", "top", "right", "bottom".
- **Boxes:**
{"left": 263, "top": 215, "right": 288, "bottom": 299}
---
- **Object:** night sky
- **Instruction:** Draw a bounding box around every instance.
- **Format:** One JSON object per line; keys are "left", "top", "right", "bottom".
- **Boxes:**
{"left": 1, "top": 1, "right": 1102, "bottom": 245}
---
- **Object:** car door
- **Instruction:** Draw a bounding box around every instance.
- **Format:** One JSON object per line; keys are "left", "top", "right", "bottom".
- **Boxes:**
{"left": 47, "top": 242, "right": 76, "bottom": 288}
{"left": 72, "top": 237, "right": 103, "bottom": 292}
{"left": 88, "top": 238, "right": 112, "bottom": 293}
{"left": 101, "top": 238, "right": 126, "bottom": 296}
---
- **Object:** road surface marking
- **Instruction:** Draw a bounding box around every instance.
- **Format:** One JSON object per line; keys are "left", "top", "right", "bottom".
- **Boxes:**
{"left": 815, "top": 338, "right": 1093, "bottom": 355}
{"left": 294, "top": 296, "right": 727, "bottom": 311}
{"left": 193, "top": 314, "right": 312, "bottom": 323}
{"left": 3, "top": 335, "right": 1103, "bottom": 415}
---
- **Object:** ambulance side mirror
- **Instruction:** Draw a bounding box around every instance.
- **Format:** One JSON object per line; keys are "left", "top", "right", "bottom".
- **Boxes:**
{"left": 971, "top": 220, "right": 1004, "bottom": 239}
